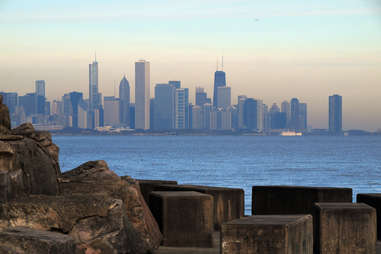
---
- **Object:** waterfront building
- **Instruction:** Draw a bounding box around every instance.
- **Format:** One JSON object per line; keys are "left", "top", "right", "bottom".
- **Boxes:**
{"left": 237, "top": 95, "right": 247, "bottom": 129}
{"left": 119, "top": 76, "right": 130, "bottom": 126}
{"left": 290, "top": 98, "right": 300, "bottom": 131}
{"left": 213, "top": 70, "right": 226, "bottom": 107}
{"left": 135, "top": 60, "right": 150, "bottom": 130}
{"left": 35, "top": 80, "right": 45, "bottom": 97}
{"left": 195, "top": 87, "right": 209, "bottom": 106}
{"left": 243, "top": 98, "right": 263, "bottom": 131}
{"left": 104, "top": 96, "right": 120, "bottom": 126}
{"left": 191, "top": 105, "right": 203, "bottom": 129}
{"left": 89, "top": 59, "right": 100, "bottom": 111}
{"left": 299, "top": 103, "right": 307, "bottom": 131}
{"left": 154, "top": 83, "right": 175, "bottom": 130}
{"left": 69, "top": 92, "right": 83, "bottom": 129}
{"left": 329, "top": 94, "right": 343, "bottom": 134}
{"left": 217, "top": 86, "right": 231, "bottom": 109}
{"left": 202, "top": 103, "right": 212, "bottom": 129}
{"left": 175, "top": 88, "right": 189, "bottom": 129}
{"left": 281, "top": 100, "right": 291, "bottom": 127}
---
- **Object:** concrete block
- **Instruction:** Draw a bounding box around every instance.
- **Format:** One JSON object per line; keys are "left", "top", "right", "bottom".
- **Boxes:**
{"left": 137, "top": 179, "right": 178, "bottom": 205}
{"left": 149, "top": 191, "right": 214, "bottom": 247}
{"left": 314, "top": 202, "right": 376, "bottom": 254}
{"left": 357, "top": 194, "right": 381, "bottom": 241}
{"left": 221, "top": 215, "right": 313, "bottom": 254}
{"left": 153, "top": 184, "right": 244, "bottom": 229}
{"left": 252, "top": 186, "right": 352, "bottom": 215}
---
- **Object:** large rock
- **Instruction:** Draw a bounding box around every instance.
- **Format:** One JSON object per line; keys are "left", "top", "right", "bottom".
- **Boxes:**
{"left": 0, "top": 124, "right": 60, "bottom": 202}
{"left": 60, "top": 160, "right": 162, "bottom": 253}
{"left": 0, "top": 194, "right": 144, "bottom": 254}
{"left": 0, "top": 227, "right": 76, "bottom": 254}
{"left": 0, "top": 95, "right": 11, "bottom": 133}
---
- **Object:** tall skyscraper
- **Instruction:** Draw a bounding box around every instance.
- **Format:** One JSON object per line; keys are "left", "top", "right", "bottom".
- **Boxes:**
{"left": 35, "top": 80, "right": 45, "bottom": 97}
{"left": 281, "top": 100, "right": 291, "bottom": 127}
{"left": 119, "top": 76, "right": 130, "bottom": 126}
{"left": 135, "top": 60, "right": 150, "bottom": 130}
{"left": 237, "top": 95, "right": 247, "bottom": 129}
{"left": 329, "top": 94, "right": 343, "bottom": 134}
{"left": 69, "top": 92, "right": 83, "bottom": 129}
{"left": 89, "top": 59, "right": 99, "bottom": 110}
{"left": 175, "top": 88, "right": 188, "bottom": 129}
{"left": 243, "top": 98, "right": 258, "bottom": 130}
{"left": 213, "top": 70, "right": 226, "bottom": 107}
{"left": 195, "top": 87, "right": 208, "bottom": 106}
{"left": 216, "top": 86, "right": 231, "bottom": 109}
{"left": 104, "top": 96, "right": 120, "bottom": 126}
{"left": 154, "top": 83, "right": 175, "bottom": 130}
{"left": 290, "top": 98, "right": 300, "bottom": 131}
{"left": 299, "top": 103, "right": 307, "bottom": 130}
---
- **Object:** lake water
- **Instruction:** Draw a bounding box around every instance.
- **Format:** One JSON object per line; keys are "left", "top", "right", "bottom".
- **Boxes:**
{"left": 54, "top": 135, "right": 381, "bottom": 215}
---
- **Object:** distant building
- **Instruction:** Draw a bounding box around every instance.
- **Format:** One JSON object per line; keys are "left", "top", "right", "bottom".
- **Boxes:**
{"left": 154, "top": 84, "right": 175, "bottom": 130}
{"left": 19, "top": 93, "right": 36, "bottom": 116}
{"left": 329, "top": 94, "right": 342, "bottom": 134}
{"left": 270, "top": 112, "right": 287, "bottom": 129}
{"left": 168, "top": 81, "right": 181, "bottom": 89}
{"left": 191, "top": 105, "right": 203, "bottom": 129}
{"left": 213, "top": 70, "right": 226, "bottom": 107}
{"left": 216, "top": 86, "right": 231, "bottom": 109}
{"left": 104, "top": 96, "right": 120, "bottom": 126}
{"left": 69, "top": 92, "right": 83, "bottom": 129}
{"left": 243, "top": 98, "right": 258, "bottom": 130}
{"left": 35, "top": 80, "right": 45, "bottom": 97}
{"left": 89, "top": 59, "right": 99, "bottom": 111}
{"left": 281, "top": 100, "right": 291, "bottom": 127}
{"left": 195, "top": 87, "right": 209, "bottom": 106}
{"left": 202, "top": 103, "right": 212, "bottom": 129}
{"left": 119, "top": 76, "right": 130, "bottom": 126}
{"left": 290, "top": 98, "right": 300, "bottom": 131}
{"left": 135, "top": 60, "right": 150, "bottom": 130}
{"left": 129, "top": 104, "right": 135, "bottom": 129}
{"left": 299, "top": 103, "right": 307, "bottom": 131}
{"left": 175, "top": 88, "right": 189, "bottom": 129}
{"left": 237, "top": 95, "right": 247, "bottom": 129}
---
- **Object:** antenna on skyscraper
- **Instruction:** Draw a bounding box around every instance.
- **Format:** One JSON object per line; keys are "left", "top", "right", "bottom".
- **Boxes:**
{"left": 95, "top": 51, "right": 97, "bottom": 62}
{"left": 222, "top": 56, "right": 224, "bottom": 71}
{"left": 216, "top": 57, "right": 219, "bottom": 71}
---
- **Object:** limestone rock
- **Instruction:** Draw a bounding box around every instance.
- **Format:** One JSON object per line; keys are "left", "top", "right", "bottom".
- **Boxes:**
{"left": 0, "top": 194, "right": 143, "bottom": 254}
{"left": 0, "top": 227, "right": 76, "bottom": 254}
{"left": 60, "top": 160, "right": 162, "bottom": 253}
{"left": 0, "top": 95, "right": 11, "bottom": 133}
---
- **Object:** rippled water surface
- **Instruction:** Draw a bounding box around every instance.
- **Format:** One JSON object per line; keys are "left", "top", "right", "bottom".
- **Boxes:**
{"left": 54, "top": 135, "right": 381, "bottom": 214}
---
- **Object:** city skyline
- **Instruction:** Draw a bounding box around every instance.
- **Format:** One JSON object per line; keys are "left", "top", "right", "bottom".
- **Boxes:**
{"left": 1, "top": 1, "right": 381, "bottom": 130}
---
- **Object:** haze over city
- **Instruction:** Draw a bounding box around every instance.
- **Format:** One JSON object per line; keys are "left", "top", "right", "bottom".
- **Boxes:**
{"left": 1, "top": 0, "right": 381, "bottom": 130}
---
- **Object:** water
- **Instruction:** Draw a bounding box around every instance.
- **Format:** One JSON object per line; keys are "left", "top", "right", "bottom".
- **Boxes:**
{"left": 54, "top": 135, "right": 381, "bottom": 215}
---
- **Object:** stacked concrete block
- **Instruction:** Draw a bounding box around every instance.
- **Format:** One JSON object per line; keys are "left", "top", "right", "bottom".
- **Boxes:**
{"left": 153, "top": 184, "right": 244, "bottom": 229}
{"left": 149, "top": 191, "right": 214, "bottom": 247}
{"left": 314, "top": 202, "right": 376, "bottom": 254}
{"left": 357, "top": 194, "right": 381, "bottom": 241}
{"left": 221, "top": 215, "right": 313, "bottom": 254}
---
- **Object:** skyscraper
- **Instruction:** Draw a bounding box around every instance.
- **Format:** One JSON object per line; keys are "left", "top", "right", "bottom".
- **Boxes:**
{"left": 290, "top": 98, "right": 300, "bottom": 131}
{"left": 104, "top": 96, "right": 120, "bottom": 126}
{"left": 213, "top": 70, "right": 226, "bottom": 107}
{"left": 216, "top": 86, "right": 231, "bottom": 109}
{"left": 69, "top": 92, "right": 83, "bottom": 129}
{"left": 35, "top": 80, "right": 45, "bottom": 97}
{"left": 168, "top": 81, "right": 181, "bottom": 89}
{"left": 154, "top": 83, "right": 175, "bottom": 130}
{"left": 135, "top": 60, "right": 150, "bottom": 130}
{"left": 329, "top": 94, "right": 343, "bottom": 134}
{"left": 119, "top": 76, "right": 130, "bottom": 126}
{"left": 281, "top": 100, "right": 291, "bottom": 128}
{"left": 195, "top": 87, "right": 208, "bottom": 106}
{"left": 89, "top": 59, "right": 99, "bottom": 111}
{"left": 299, "top": 103, "right": 307, "bottom": 130}
{"left": 175, "top": 88, "right": 188, "bottom": 129}
{"left": 243, "top": 98, "right": 258, "bottom": 130}
{"left": 237, "top": 95, "right": 247, "bottom": 129}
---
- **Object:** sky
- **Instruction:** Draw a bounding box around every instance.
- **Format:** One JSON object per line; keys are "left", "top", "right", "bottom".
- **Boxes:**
{"left": 0, "top": 0, "right": 381, "bottom": 130}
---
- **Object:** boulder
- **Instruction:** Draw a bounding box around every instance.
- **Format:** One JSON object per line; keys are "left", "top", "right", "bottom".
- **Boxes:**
{"left": 0, "top": 95, "right": 11, "bottom": 132}
{"left": 0, "top": 227, "right": 76, "bottom": 254}
{"left": 0, "top": 194, "right": 144, "bottom": 254}
{"left": 60, "top": 160, "right": 162, "bottom": 253}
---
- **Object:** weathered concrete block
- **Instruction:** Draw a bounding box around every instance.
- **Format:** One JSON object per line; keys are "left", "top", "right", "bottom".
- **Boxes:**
{"left": 0, "top": 227, "right": 76, "bottom": 254}
{"left": 314, "top": 202, "right": 376, "bottom": 254}
{"left": 357, "top": 194, "right": 381, "bottom": 241}
{"left": 252, "top": 186, "right": 352, "bottom": 215}
{"left": 153, "top": 184, "right": 244, "bottom": 229}
{"left": 221, "top": 215, "right": 313, "bottom": 254}
{"left": 137, "top": 179, "right": 178, "bottom": 205}
{"left": 149, "top": 191, "right": 214, "bottom": 247}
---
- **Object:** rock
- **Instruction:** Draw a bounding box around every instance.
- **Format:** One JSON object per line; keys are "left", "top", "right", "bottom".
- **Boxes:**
{"left": 0, "top": 194, "right": 143, "bottom": 254}
{"left": 60, "top": 160, "right": 162, "bottom": 253}
{"left": 0, "top": 227, "right": 76, "bottom": 254}
{"left": 0, "top": 95, "right": 11, "bottom": 133}
{"left": 11, "top": 123, "right": 35, "bottom": 136}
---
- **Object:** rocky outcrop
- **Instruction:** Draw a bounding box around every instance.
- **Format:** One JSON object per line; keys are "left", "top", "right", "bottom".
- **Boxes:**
{"left": 0, "top": 227, "right": 76, "bottom": 254}
{"left": 0, "top": 194, "right": 145, "bottom": 254}
{"left": 0, "top": 124, "right": 60, "bottom": 202}
{"left": 60, "top": 160, "right": 163, "bottom": 253}
{"left": 0, "top": 95, "right": 11, "bottom": 133}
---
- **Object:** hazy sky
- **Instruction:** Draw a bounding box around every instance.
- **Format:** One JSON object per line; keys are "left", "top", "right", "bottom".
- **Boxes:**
{"left": 1, "top": 0, "right": 381, "bottom": 130}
